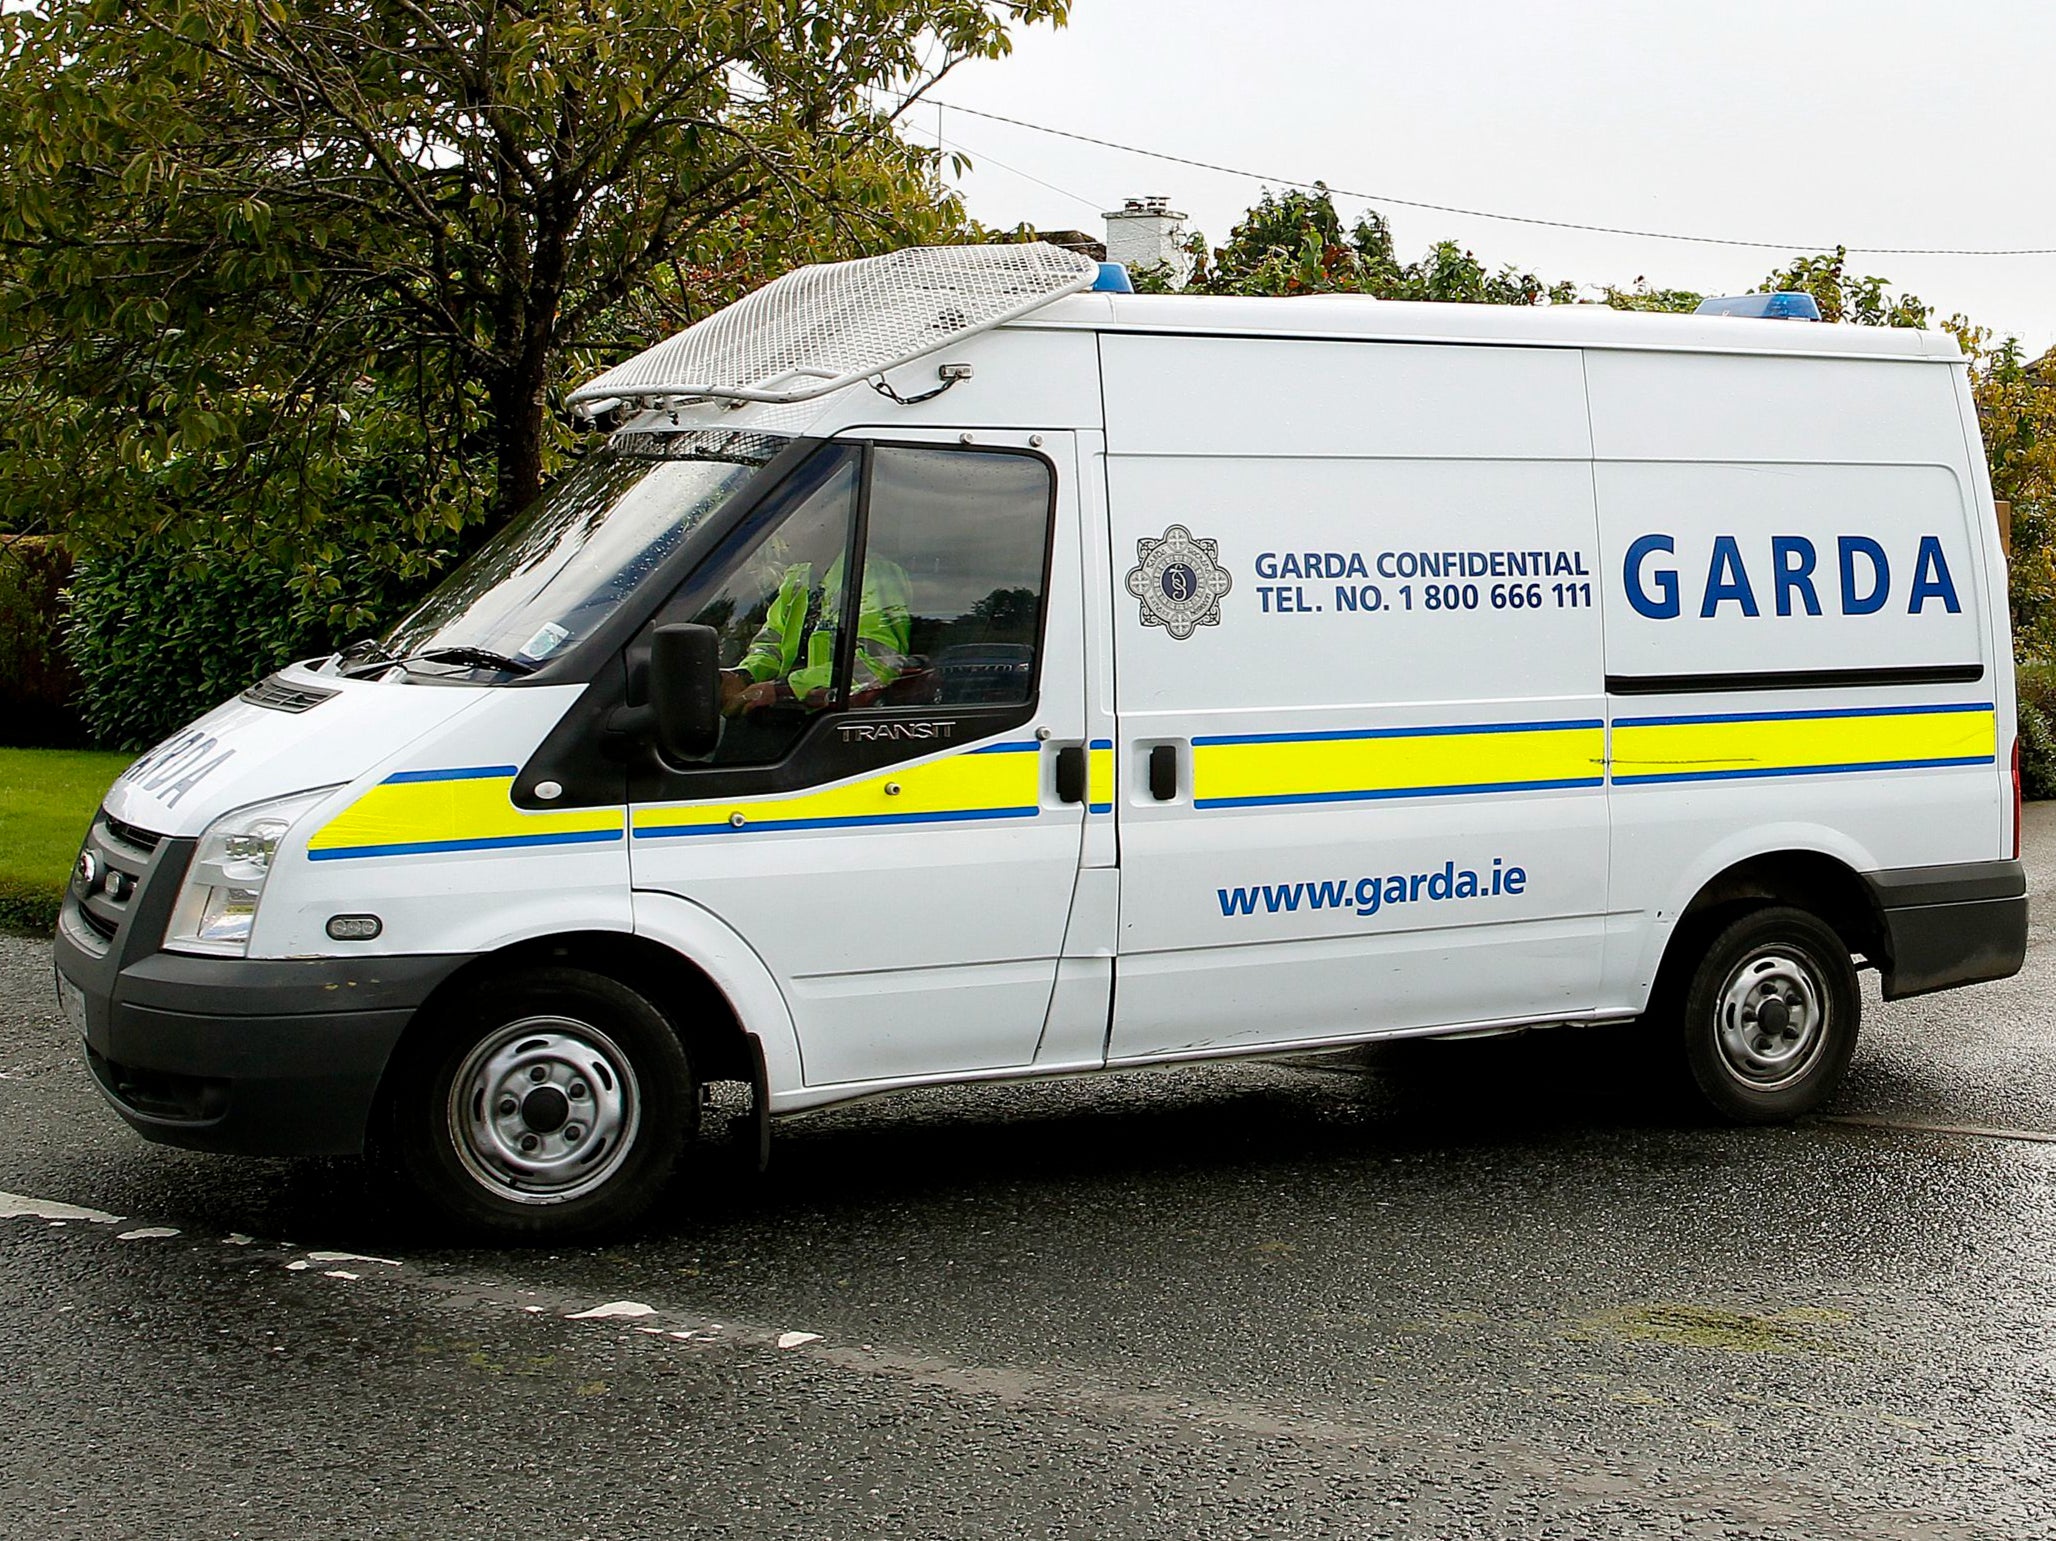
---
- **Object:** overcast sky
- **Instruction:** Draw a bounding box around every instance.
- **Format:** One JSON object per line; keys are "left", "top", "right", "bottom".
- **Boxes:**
{"left": 913, "top": 0, "right": 2056, "bottom": 350}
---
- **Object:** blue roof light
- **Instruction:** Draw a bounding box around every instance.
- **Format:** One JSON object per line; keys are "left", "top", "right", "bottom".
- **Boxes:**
{"left": 1092, "top": 262, "right": 1135, "bottom": 294}
{"left": 1693, "top": 292, "right": 1823, "bottom": 321}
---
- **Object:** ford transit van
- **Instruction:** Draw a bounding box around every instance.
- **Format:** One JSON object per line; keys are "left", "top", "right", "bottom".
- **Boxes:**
{"left": 55, "top": 244, "right": 2027, "bottom": 1237}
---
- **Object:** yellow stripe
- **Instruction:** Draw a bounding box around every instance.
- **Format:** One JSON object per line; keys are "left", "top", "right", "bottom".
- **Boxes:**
{"left": 1192, "top": 725, "right": 1605, "bottom": 808}
{"left": 632, "top": 744, "right": 1041, "bottom": 835}
{"left": 309, "top": 775, "right": 622, "bottom": 855}
{"left": 1612, "top": 708, "right": 1995, "bottom": 783}
{"left": 1088, "top": 746, "right": 1115, "bottom": 807}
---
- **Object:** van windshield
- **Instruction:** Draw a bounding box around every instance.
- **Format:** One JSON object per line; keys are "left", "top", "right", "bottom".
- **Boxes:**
{"left": 378, "top": 429, "right": 789, "bottom": 674}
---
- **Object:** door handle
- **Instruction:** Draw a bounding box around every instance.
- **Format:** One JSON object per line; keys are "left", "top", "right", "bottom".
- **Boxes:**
{"left": 1149, "top": 744, "right": 1178, "bottom": 801}
{"left": 1055, "top": 744, "right": 1086, "bottom": 804}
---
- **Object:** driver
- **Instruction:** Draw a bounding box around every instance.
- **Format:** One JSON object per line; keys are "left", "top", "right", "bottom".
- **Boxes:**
{"left": 721, "top": 553, "right": 913, "bottom": 713}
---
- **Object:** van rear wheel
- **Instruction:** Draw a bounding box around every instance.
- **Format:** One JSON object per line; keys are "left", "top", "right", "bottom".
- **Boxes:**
{"left": 390, "top": 967, "right": 696, "bottom": 1240}
{"left": 1675, "top": 906, "right": 1859, "bottom": 1123}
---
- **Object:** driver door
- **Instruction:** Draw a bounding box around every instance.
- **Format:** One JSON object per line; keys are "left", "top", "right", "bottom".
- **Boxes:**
{"left": 628, "top": 431, "right": 1090, "bottom": 1087}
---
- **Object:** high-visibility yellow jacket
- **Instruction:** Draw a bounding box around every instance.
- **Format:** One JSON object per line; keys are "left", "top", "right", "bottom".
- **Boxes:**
{"left": 737, "top": 555, "right": 912, "bottom": 700}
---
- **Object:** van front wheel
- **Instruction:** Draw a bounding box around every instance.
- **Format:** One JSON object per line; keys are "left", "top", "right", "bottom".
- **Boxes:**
{"left": 390, "top": 968, "right": 697, "bottom": 1240}
{"left": 1677, "top": 906, "right": 1859, "bottom": 1123}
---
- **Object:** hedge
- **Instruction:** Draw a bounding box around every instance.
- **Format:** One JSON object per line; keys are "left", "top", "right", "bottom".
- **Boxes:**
{"left": 0, "top": 537, "right": 87, "bottom": 747}
{"left": 64, "top": 531, "right": 441, "bottom": 750}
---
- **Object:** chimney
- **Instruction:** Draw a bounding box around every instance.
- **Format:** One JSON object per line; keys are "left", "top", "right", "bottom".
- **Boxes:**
{"left": 1103, "top": 196, "right": 1191, "bottom": 289}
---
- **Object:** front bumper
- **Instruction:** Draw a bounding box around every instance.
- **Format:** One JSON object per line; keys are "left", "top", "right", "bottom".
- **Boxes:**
{"left": 54, "top": 813, "right": 464, "bottom": 1155}
{"left": 1868, "top": 860, "right": 2028, "bottom": 1001}
{"left": 71, "top": 950, "right": 463, "bottom": 1155}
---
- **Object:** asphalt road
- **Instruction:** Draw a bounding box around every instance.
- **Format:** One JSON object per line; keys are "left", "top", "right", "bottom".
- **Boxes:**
{"left": 5, "top": 817, "right": 2056, "bottom": 1539}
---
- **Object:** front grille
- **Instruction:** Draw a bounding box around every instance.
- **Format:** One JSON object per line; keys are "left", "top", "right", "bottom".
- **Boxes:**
{"left": 241, "top": 674, "right": 338, "bottom": 713}
{"left": 102, "top": 815, "right": 162, "bottom": 855}
{"left": 66, "top": 812, "right": 168, "bottom": 956}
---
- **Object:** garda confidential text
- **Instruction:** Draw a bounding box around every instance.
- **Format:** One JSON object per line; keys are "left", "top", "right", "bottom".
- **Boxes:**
{"left": 1217, "top": 859, "right": 1528, "bottom": 919}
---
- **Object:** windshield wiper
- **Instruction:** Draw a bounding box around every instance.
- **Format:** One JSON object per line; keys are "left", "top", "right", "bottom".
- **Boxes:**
{"left": 406, "top": 646, "right": 540, "bottom": 676}
{"left": 335, "top": 638, "right": 399, "bottom": 678}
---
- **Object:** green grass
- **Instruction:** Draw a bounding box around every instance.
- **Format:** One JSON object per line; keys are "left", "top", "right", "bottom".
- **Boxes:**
{"left": 0, "top": 747, "right": 135, "bottom": 934}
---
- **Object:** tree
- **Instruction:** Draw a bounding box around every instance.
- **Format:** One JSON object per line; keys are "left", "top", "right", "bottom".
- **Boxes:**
{"left": 1602, "top": 278, "right": 1704, "bottom": 314}
{"left": 1759, "top": 247, "right": 1929, "bottom": 328}
{"left": 1948, "top": 323, "right": 2056, "bottom": 656}
{"left": 1172, "top": 186, "right": 1573, "bottom": 307}
{"left": 0, "top": 0, "right": 1066, "bottom": 570}
{"left": 1603, "top": 247, "right": 1931, "bottom": 324}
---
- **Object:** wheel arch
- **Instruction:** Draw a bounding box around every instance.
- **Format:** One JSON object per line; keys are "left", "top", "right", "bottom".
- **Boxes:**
{"left": 1655, "top": 847, "right": 1890, "bottom": 1001}
{"left": 371, "top": 907, "right": 794, "bottom": 1135}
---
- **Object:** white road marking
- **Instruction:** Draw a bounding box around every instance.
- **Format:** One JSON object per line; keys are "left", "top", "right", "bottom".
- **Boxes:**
{"left": 567, "top": 1300, "right": 656, "bottom": 1320}
{"left": 116, "top": 1226, "right": 180, "bottom": 1241}
{"left": 324, "top": 1270, "right": 361, "bottom": 1280}
{"left": 777, "top": 1331, "right": 824, "bottom": 1350}
{"left": 304, "top": 1250, "right": 401, "bottom": 1267}
{"left": 1824, "top": 1113, "right": 2056, "bottom": 1145}
{"left": 0, "top": 1190, "right": 120, "bottom": 1224}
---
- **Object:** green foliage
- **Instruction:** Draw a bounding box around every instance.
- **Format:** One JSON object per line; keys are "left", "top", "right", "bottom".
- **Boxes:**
{"left": 0, "top": 747, "right": 133, "bottom": 933}
{"left": 1, "top": 1, "right": 1066, "bottom": 742}
{"left": 66, "top": 521, "right": 436, "bottom": 749}
{"left": 1758, "top": 248, "right": 1930, "bottom": 328}
{"left": 1179, "top": 187, "right": 1573, "bottom": 306}
{"left": 1603, "top": 279, "right": 1704, "bottom": 314}
{"left": 2015, "top": 662, "right": 2056, "bottom": 799}
{"left": 1946, "top": 324, "right": 2056, "bottom": 657}
{"left": 0, "top": 0, "right": 1067, "bottom": 560}
{"left": 0, "top": 537, "right": 86, "bottom": 747}
{"left": 1603, "top": 249, "right": 1933, "bottom": 323}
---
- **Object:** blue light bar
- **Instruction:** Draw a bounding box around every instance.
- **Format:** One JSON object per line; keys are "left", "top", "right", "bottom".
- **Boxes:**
{"left": 1693, "top": 292, "right": 1823, "bottom": 321}
{"left": 1092, "top": 262, "right": 1135, "bottom": 294}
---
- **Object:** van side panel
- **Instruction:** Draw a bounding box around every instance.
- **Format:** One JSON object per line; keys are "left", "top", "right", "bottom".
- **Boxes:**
{"left": 1100, "top": 335, "right": 1614, "bottom": 1058}
{"left": 1586, "top": 349, "right": 2008, "bottom": 1008}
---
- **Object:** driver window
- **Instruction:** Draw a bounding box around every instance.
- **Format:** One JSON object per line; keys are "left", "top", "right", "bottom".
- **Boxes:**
{"left": 856, "top": 446, "right": 1052, "bottom": 710}
{"left": 683, "top": 446, "right": 859, "bottom": 766}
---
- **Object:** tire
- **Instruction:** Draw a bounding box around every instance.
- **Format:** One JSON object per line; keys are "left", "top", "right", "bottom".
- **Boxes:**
{"left": 1674, "top": 905, "right": 1859, "bottom": 1123}
{"left": 387, "top": 967, "right": 697, "bottom": 1241}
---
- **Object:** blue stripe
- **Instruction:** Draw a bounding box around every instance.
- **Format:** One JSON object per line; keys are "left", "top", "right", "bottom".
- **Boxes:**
{"left": 1613, "top": 755, "right": 1996, "bottom": 787}
{"left": 380, "top": 764, "right": 519, "bottom": 784}
{"left": 1193, "top": 718, "right": 1603, "bottom": 748}
{"left": 1195, "top": 776, "right": 1604, "bottom": 810}
{"left": 309, "top": 827, "right": 622, "bottom": 860}
{"left": 1614, "top": 701, "right": 1995, "bottom": 730}
{"left": 970, "top": 740, "right": 1039, "bottom": 755}
{"left": 1089, "top": 738, "right": 1113, "bottom": 750}
{"left": 1088, "top": 802, "right": 1113, "bottom": 814}
{"left": 633, "top": 805, "right": 1040, "bottom": 840}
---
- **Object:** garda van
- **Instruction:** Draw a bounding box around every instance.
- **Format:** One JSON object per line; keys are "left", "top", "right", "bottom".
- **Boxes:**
{"left": 54, "top": 244, "right": 2027, "bottom": 1238}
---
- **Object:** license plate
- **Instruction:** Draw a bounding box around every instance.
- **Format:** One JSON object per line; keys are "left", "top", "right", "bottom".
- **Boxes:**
{"left": 54, "top": 970, "right": 88, "bottom": 1038}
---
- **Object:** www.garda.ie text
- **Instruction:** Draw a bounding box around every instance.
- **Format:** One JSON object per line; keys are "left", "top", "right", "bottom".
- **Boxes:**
{"left": 1217, "top": 859, "right": 1528, "bottom": 919}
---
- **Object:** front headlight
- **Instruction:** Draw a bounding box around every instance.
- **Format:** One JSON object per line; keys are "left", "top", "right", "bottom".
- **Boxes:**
{"left": 166, "top": 788, "right": 337, "bottom": 956}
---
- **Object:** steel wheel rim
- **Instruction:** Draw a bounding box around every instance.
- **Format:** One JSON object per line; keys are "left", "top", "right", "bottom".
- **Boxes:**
{"left": 1713, "top": 947, "right": 1829, "bottom": 1091}
{"left": 447, "top": 1016, "right": 641, "bottom": 1205}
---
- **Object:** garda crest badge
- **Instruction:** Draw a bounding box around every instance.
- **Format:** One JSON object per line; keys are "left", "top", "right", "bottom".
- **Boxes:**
{"left": 1126, "top": 525, "right": 1231, "bottom": 640}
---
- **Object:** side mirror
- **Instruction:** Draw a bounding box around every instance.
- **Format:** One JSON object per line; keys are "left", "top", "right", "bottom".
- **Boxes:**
{"left": 648, "top": 623, "right": 722, "bottom": 762}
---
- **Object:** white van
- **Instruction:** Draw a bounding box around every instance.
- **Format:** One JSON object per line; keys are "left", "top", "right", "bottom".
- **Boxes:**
{"left": 54, "top": 244, "right": 2027, "bottom": 1237}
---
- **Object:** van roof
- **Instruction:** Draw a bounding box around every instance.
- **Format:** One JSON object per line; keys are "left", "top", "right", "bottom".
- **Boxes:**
{"left": 1013, "top": 292, "right": 1965, "bottom": 363}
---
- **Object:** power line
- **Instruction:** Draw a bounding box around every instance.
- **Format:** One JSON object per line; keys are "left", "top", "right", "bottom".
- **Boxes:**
{"left": 922, "top": 120, "right": 1108, "bottom": 220}
{"left": 927, "top": 99, "right": 2056, "bottom": 259}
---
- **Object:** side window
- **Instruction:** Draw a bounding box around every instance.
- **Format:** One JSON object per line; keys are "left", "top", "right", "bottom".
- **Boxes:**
{"left": 684, "top": 446, "right": 859, "bottom": 766}
{"left": 856, "top": 446, "right": 1053, "bottom": 710}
